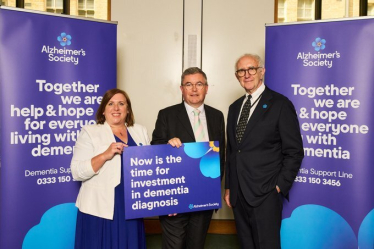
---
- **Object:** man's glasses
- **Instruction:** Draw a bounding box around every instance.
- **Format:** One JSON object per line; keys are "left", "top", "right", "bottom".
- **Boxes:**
{"left": 182, "top": 82, "right": 207, "bottom": 90}
{"left": 236, "top": 67, "right": 262, "bottom": 77}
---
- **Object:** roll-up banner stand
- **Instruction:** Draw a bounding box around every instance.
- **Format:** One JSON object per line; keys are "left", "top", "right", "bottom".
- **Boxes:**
{"left": 0, "top": 6, "right": 117, "bottom": 248}
{"left": 265, "top": 18, "right": 374, "bottom": 249}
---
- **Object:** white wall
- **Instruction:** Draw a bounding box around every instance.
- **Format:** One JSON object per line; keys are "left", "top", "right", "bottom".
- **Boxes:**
{"left": 111, "top": 0, "right": 274, "bottom": 220}
{"left": 112, "top": 0, "right": 184, "bottom": 130}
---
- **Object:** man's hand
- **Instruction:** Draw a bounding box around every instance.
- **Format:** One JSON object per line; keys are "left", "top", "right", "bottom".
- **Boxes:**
{"left": 276, "top": 185, "right": 281, "bottom": 193}
{"left": 224, "top": 189, "right": 232, "bottom": 208}
{"left": 168, "top": 137, "right": 182, "bottom": 148}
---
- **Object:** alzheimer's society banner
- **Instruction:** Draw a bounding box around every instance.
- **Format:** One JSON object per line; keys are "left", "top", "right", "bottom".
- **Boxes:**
{"left": 265, "top": 18, "right": 374, "bottom": 249}
{"left": 0, "top": 7, "right": 116, "bottom": 249}
{"left": 123, "top": 142, "right": 222, "bottom": 219}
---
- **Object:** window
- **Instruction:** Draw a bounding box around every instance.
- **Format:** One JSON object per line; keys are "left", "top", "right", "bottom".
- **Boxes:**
{"left": 6, "top": 0, "right": 109, "bottom": 20}
{"left": 298, "top": 0, "right": 314, "bottom": 21}
{"left": 368, "top": 0, "right": 374, "bottom": 15}
{"left": 276, "top": 0, "right": 314, "bottom": 23}
{"left": 75, "top": 0, "right": 108, "bottom": 20}
{"left": 1, "top": 0, "right": 16, "bottom": 7}
{"left": 78, "top": 0, "right": 94, "bottom": 18}
{"left": 322, "top": 0, "right": 359, "bottom": 19}
{"left": 278, "top": 0, "right": 286, "bottom": 23}
{"left": 46, "top": 0, "right": 63, "bottom": 14}
{"left": 277, "top": 0, "right": 363, "bottom": 23}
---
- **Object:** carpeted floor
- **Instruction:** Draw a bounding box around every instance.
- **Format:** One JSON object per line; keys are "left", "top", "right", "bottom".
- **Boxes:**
{"left": 146, "top": 234, "right": 240, "bottom": 249}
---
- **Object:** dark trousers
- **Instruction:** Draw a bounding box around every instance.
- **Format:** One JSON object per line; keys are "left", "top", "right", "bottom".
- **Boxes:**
{"left": 233, "top": 188, "right": 283, "bottom": 249}
{"left": 159, "top": 210, "right": 213, "bottom": 249}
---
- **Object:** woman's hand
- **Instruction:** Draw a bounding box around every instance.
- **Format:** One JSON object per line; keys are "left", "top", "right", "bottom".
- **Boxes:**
{"left": 91, "top": 142, "right": 128, "bottom": 172}
{"left": 103, "top": 142, "right": 128, "bottom": 159}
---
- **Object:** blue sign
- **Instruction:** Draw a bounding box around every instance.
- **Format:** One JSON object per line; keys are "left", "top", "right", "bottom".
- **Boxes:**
{"left": 123, "top": 142, "right": 222, "bottom": 219}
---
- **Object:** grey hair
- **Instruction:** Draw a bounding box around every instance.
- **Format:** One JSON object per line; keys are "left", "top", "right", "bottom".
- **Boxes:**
{"left": 235, "top": 54, "right": 264, "bottom": 70}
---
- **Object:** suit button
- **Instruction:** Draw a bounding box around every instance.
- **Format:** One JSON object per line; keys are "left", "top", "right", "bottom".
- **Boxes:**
{"left": 238, "top": 150, "right": 241, "bottom": 153}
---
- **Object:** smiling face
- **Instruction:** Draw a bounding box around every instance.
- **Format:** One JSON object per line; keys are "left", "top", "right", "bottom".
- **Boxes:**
{"left": 103, "top": 93, "right": 128, "bottom": 126}
{"left": 235, "top": 55, "right": 265, "bottom": 94}
{"left": 180, "top": 73, "right": 208, "bottom": 108}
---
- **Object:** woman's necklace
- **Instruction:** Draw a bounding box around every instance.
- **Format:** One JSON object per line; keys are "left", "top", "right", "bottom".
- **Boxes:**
{"left": 119, "top": 129, "right": 125, "bottom": 136}
{"left": 118, "top": 128, "right": 126, "bottom": 137}
{"left": 111, "top": 125, "right": 126, "bottom": 136}
{"left": 112, "top": 126, "right": 128, "bottom": 144}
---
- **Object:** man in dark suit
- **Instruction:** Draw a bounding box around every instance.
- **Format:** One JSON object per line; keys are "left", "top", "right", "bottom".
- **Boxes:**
{"left": 151, "top": 67, "right": 225, "bottom": 249}
{"left": 224, "top": 54, "right": 304, "bottom": 249}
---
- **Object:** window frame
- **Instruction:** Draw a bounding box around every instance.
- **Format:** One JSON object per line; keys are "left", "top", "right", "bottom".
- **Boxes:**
{"left": 11, "top": 0, "right": 111, "bottom": 20}
{"left": 46, "top": 0, "right": 63, "bottom": 14}
{"left": 275, "top": 0, "right": 369, "bottom": 23}
{"left": 278, "top": 0, "right": 286, "bottom": 22}
{"left": 297, "top": 0, "right": 315, "bottom": 21}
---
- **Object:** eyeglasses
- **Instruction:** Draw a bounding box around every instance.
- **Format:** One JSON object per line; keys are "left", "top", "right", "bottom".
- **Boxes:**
{"left": 182, "top": 82, "right": 207, "bottom": 90}
{"left": 236, "top": 67, "right": 262, "bottom": 77}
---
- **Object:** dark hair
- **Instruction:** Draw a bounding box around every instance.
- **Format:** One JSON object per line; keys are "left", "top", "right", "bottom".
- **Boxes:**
{"left": 96, "top": 88, "right": 135, "bottom": 126}
{"left": 181, "top": 67, "right": 208, "bottom": 85}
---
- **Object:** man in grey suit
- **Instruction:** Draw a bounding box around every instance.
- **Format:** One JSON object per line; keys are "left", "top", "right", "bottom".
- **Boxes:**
{"left": 224, "top": 54, "right": 304, "bottom": 249}
{"left": 151, "top": 67, "right": 225, "bottom": 249}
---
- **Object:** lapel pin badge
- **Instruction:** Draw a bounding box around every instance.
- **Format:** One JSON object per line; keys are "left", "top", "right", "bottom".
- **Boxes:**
{"left": 263, "top": 104, "right": 268, "bottom": 109}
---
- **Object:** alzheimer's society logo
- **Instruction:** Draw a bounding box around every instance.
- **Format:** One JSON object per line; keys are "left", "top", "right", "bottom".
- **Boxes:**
{"left": 188, "top": 203, "right": 219, "bottom": 210}
{"left": 41, "top": 32, "right": 86, "bottom": 65}
{"left": 312, "top": 37, "right": 326, "bottom": 51}
{"left": 296, "top": 37, "right": 340, "bottom": 68}
{"left": 57, "top": 32, "right": 72, "bottom": 47}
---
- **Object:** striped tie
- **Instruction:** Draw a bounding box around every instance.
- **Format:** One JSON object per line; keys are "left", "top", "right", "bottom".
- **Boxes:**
{"left": 193, "top": 109, "right": 206, "bottom": 142}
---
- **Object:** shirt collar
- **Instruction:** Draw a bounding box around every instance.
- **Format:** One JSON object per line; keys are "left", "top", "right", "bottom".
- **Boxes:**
{"left": 184, "top": 102, "right": 205, "bottom": 114}
{"left": 246, "top": 83, "right": 265, "bottom": 100}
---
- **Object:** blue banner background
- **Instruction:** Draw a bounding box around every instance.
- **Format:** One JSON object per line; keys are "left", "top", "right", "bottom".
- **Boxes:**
{"left": 265, "top": 18, "right": 374, "bottom": 248}
{"left": 0, "top": 7, "right": 116, "bottom": 249}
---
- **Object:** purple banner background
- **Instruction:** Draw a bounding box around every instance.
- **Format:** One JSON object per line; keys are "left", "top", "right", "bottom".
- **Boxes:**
{"left": 123, "top": 142, "right": 222, "bottom": 219}
{"left": 265, "top": 19, "right": 374, "bottom": 248}
{"left": 0, "top": 8, "right": 116, "bottom": 249}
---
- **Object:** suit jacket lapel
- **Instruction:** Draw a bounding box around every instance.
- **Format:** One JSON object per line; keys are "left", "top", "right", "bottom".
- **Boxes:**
{"left": 177, "top": 103, "right": 195, "bottom": 140}
{"left": 205, "top": 106, "right": 218, "bottom": 140}
{"left": 241, "top": 87, "right": 273, "bottom": 143}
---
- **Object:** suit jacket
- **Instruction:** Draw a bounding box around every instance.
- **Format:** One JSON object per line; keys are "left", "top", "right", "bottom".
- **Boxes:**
{"left": 71, "top": 122, "right": 150, "bottom": 219}
{"left": 151, "top": 102, "right": 225, "bottom": 178}
{"left": 225, "top": 86, "right": 304, "bottom": 207}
